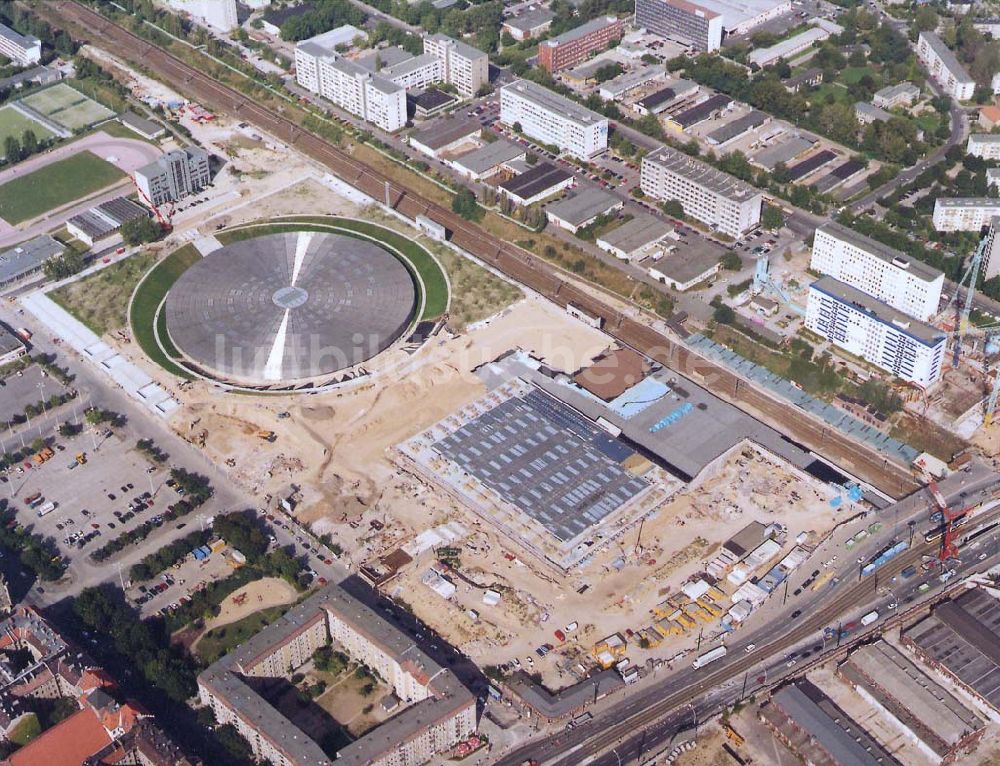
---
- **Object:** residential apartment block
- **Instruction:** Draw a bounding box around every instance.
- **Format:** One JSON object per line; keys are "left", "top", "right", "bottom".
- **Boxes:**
{"left": 640, "top": 145, "right": 762, "bottom": 237}
{"left": 168, "top": 0, "right": 238, "bottom": 32}
{"left": 810, "top": 222, "right": 944, "bottom": 321}
{"left": 538, "top": 16, "right": 625, "bottom": 72}
{"left": 917, "top": 32, "right": 975, "bottom": 100}
{"left": 134, "top": 146, "right": 211, "bottom": 207}
{"left": 295, "top": 43, "right": 406, "bottom": 131}
{"left": 806, "top": 276, "right": 945, "bottom": 387}
{"left": 932, "top": 197, "right": 1000, "bottom": 232}
{"left": 984, "top": 216, "right": 1000, "bottom": 281}
{"left": 0, "top": 23, "right": 40, "bottom": 66}
{"left": 967, "top": 133, "right": 1000, "bottom": 159}
{"left": 634, "top": 0, "right": 724, "bottom": 52}
{"left": 500, "top": 79, "right": 609, "bottom": 158}
{"left": 424, "top": 34, "right": 488, "bottom": 96}
{"left": 198, "top": 583, "right": 476, "bottom": 766}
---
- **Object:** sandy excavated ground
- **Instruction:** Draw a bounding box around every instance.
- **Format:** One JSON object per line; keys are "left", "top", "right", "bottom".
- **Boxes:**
{"left": 199, "top": 576, "right": 298, "bottom": 633}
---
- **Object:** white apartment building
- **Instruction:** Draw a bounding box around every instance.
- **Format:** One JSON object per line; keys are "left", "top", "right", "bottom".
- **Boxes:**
{"left": 640, "top": 145, "right": 762, "bottom": 237}
{"left": 872, "top": 81, "right": 920, "bottom": 109}
{"left": 134, "top": 146, "right": 211, "bottom": 207}
{"left": 933, "top": 197, "right": 1000, "bottom": 232}
{"left": 500, "top": 79, "right": 608, "bottom": 158}
{"left": 380, "top": 52, "right": 443, "bottom": 91}
{"left": 168, "top": 0, "right": 238, "bottom": 32}
{"left": 810, "top": 222, "right": 944, "bottom": 321}
{"left": 967, "top": 133, "right": 1000, "bottom": 160}
{"left": 917, "top": 32, "right": 975, "bottom": 100}
{"left": 296, "top": 46, "right": 406, "bottom": 132}
{"left": 806, "top": 277, "right": 946, "bottom": 388}
{"left": 424, "top": 34, "right": 488, "bottom": 97}
{"left": 0, "top": 22, "right": 40, "bottom": 66}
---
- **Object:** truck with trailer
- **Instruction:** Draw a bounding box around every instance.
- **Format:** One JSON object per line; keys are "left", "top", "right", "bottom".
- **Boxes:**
{"left": 692, "top": 646, "right": 727, "bottom": 669}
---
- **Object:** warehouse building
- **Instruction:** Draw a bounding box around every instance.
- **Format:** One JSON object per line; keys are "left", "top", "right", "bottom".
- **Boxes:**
{"left": 67, "top": 197, "right": 149, "bottom": 248}
{"left": 544, "top": 187, "right": 622, "bottom": 233}
{"left": 810, "top": 222, "right": 944, "bottom": 321}
{"left": 450, "top": 139, "right": 525, "bottom": 180}
{"left": 748, "top": 26, "right": 829, "bottom": 68}
{"left": 498, "top": 162, "right": 574, "bottom": 205}
{"left": 596, "top": 213, "right": 673, "bottom": 260}
{"left": 198, "top": 583, "right": 476, "bottom": 766}
{"left": 118, "top": 112, "right": 165, "bottom": 140}
{"left": 839, "top": 641, "right": 985, "bottom": 765}
{"left": 933, "top": 197, "right": 1000, "bottom": 232}
{"left": 0, "top": 323, "right": 26, "bottom": 366}
{"left": 0, "top": 235, "right": 64, "bottom": 289}
{"left": 648, "top": 249, "right": 721, "bottom": 291}
{"left": 967, "top": 133, "right": 1000, "bottom": 160}
{"left": 500, "top": 80, "right": 609, "bottom": 158}
{"left": 761, "top": 680, "right": 903, "bottom": 766}
{"left": 917, "top": 32, "right": 975, "bottom": 100}
{"left": 598, "top": 65, "right": 665, "bottom": 101}
{"left": 502, "top": 8, "right": 555, "bottom": 41}
{"left": 0, "top": 22, "right": 40, "bottom": 66}
{"left": 705, "top": 109, "right": 768, "bottom": 146}
{"left": 641, "top": 145, "right": 762, "bottom": 237}
{"left": 408, "top": 116, "right": 480, "bottom": 158}
{"left": 902, "top": 587, "right": 1000, "bottom": 714}
{"left": 805, "top": 276, "right": 946, "bottom": 387}
{"left": 633, "top": 79, "right": 699, "bottom": 116}
{"left": 665, "top": 93, "right": 733, "bottom": 132}
{"left": 134, "top": 146, "right": 211, "bottom": 208}
{"left": 538, "top": 16, "right": 625, "bottom": 73}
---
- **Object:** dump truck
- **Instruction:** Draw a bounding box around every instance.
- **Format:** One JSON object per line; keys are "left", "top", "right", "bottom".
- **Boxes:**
{"left": 256, "top": 430, "right": 277, "bottom": 443}
{"left": 75, "top": 452, "right": 87, "bottom": 465}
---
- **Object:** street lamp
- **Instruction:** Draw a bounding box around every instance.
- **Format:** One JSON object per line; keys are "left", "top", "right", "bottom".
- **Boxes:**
{"left": 611, "top": 748, "right": 622, "bottom": 766}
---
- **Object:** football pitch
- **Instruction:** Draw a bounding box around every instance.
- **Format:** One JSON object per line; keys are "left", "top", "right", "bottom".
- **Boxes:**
{"left": 20, "top": 83, "right": 114, "bottom": 131}
{"left": 0, "top": 152, "right": 125, "bottom": 224}
{"left": 0, "top": 105, "right": 54, "bottom": 151}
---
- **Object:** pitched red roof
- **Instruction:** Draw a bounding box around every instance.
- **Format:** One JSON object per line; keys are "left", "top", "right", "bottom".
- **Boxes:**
{"left": 8, "top": 708, "right": 112, "bottom": 766}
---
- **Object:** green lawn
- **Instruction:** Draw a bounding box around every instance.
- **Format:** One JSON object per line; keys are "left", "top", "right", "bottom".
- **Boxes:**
{"left": 841, "top": 66, "right": 882, "bottom": 87}
{"left": 130, "top": 244, "right": 201, "bottom": 379}
{"left": 0, "top": 105, "right": 53, "bottom": 149}
{"left": 0, "top": 152, "right": 125, "bottom": 224}
{"left": 196, "top": 606, "right": 289, "bottom": 663}
{"left": 8, "top": 713, "right": 40, "bottom": 746}
{"left": 217, "top": 217, "right": 450, "bottom": 320}
{"left": 50, "top": 250, "right": 157, "bottom": 335}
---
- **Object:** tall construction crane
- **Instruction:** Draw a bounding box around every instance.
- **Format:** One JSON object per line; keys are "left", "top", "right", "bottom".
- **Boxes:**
{"left": 752, "top": 255, "right": 804, "bottom": 315}
{"left": 131, "top": 176, "right": 174, "bottom": 232}
{"left": 950, "top": 234, "right": 990, "bottom": 367}
{"left": 928, "top": 480, "right": 964, "bottom": 561}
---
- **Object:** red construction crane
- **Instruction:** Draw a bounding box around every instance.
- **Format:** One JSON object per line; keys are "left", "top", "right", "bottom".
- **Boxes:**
{"left": 928, "top": 481, "right": 963, "bottom": 561}
{"left": 131, "top": 175, "right": 173, "bottom": 232}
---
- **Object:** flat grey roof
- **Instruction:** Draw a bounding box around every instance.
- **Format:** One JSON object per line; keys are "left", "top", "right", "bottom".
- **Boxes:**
{"left": 452, "top": 140, "right": 524, "bottom": 174}
{"left": 920, "top": 32, "right": 974, "bottom": 84}
{"left": 841, "top": 641, "right": 983, "bottom": 757}
{"left": 903, "top": 587, "right": 1000, "bottom": 711}
{"left": 382, "top": 52, "right": 440, "bottom": 80}
{"left": 542, "top": 15, "right": 619, "bottom": 47}
{"left": 706, "top": 109, "right": 768, "bottom": 145}
{"left": 0, "top": 21, "right": 39, "bottom": 49}
{"left": 818, "top": 221, "right": 943, "bottom": 282}
{"left": 119, "top": 112, "right": 164, "bottom": 136}
{"left": 649, "top": 248, "right": 719, "bottom": 284}
{"left": 936, "top": 197, "right": 1000, "bottom": 208}
{"left": 433, "top": 386, "right": 649, "bottom": 542}
{"left": 68, "top": 197, "right": 146, "bottom": 240}
{"left": 0, "top": 235, "right": 63, "bottom": 285}
{"left": 771, "top": 681, "right": 902, "bottom": 766}
{"left": 597, "top": 213, "right": 671, "bottom": 254}
{"left": 669, "top": 93, "right": 732, "bottom": 129}
{"left": 600, "top": 65, "right": 662, "bottom": 96}
{"left": 410, "top": 116, "right": 480, "bottom": 151}
{"left": 426, "top": 33, "right": 485, "bottom": 61}
{"left": 503, "top": 79, "right": 607, "bottom": 126}
{"left": 545, "top": 187, "right": 621, "bottom": 227}
{"left": 752, "top": 135, "right": 814, "bottom": 170}
{"left": 971, "top": 133, "right": 1000, "bottom": 144}
{"left": 0, "top": 323, "right": 24, "bottom": 358}
{"left": 855, "top": 101, "right": 892, "bottom": 121}
{"left": 874, "top": 81, "right": 919, "bottom": 100}
{"left": 645, "top": 145, "right": 758, "bottom": 201}
{"left": 783, "top": 67, "right": 823, "bottom": 87}
{"left": 811, "top": 276, "right": 944, "bottom": 347}
{"left": 504, "top": 7, "right": 555, "bottom": 32}
{"left": 0, "top": 65, "right": 57, "bottom": 91}
{"left": 357, "top": 46, "right": 414, "bottom": 72}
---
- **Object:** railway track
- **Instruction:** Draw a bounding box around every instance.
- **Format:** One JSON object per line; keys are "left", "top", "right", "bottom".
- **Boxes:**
{"left": 41, "top": 1, "right": 919, "bottom": 501}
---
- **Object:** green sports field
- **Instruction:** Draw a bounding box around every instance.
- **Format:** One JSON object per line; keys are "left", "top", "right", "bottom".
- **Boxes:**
{"left": 0, "top": 105, "right": 53, "bottom": 150}
{"left": 20, "top": 83, "right": 114, "bottom": 131}
{"left": 0, "top": 151, "right": 125, "bottom": 224}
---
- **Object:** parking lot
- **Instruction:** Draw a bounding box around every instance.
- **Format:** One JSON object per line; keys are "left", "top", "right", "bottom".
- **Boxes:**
{"left": 4, "top": 426, "right": 193, "bottom": 574}
{"left": 0, "top": 361, "right": 71, "bottom": 424}
{"left": 127, "top": 545, "right": 232, "bottom": 617}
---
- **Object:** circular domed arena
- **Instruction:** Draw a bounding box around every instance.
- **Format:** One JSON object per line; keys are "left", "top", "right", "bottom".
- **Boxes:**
{"left": 163, "top": 230, "right": 418, "bottom": 387}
